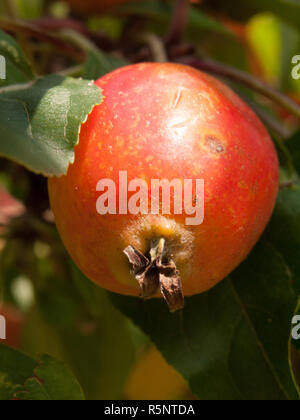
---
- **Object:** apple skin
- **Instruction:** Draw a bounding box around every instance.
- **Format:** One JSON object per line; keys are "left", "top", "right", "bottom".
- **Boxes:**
{"left": 48, "top": 62, "right": 279, "bottom": 297}
{"left": 65, "top": 0, "right": 139, "bottom": 15}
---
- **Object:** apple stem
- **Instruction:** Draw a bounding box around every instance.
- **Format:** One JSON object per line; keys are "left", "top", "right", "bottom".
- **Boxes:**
{"left": 150, "top": 237, "right": 165, "bottom": 263}
{"left": 142, "top": 33, "right": 168, "bottom": 63}
{"left": 123, "top": 238, "right": 184, "bottom": 312}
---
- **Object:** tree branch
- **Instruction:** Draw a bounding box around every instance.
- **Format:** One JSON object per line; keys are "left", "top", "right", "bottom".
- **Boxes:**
{"left": 143, "top": 33, "right": 168, "bottom": 62}
{"left": 180, "top": 57, "right": 300, "bottom": 121}
{"left": 0, "top": 18, "right": 84, "bottom": 61}
{"left": 165, "top": 0, "right": 190, "bottom": 46}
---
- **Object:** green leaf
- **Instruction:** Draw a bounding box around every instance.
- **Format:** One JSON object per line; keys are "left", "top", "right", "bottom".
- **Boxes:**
{"left": 291, "top": 344, "right": 300, "bottom": 387}
{"left": 0, "top": 29, "right": 34, "bottom": 87}
{"left": 0, "top": 344, "right": 85, "bottom": 401}
{"left": 16, "top": 355, "right": 85, "bottom": 400}
{"left": 60, "top": 29, "right": 128, "bottom": 81}
{"left": 246, "top": 13, "right": 281, "bottom": 82}
{"left": 22, "top": 306, "right": 67, "bottom": 362}
{"left": 38, "top": 291, "right": 77, "bottom": 329}
{"left": 15, "top": 0, "right": 44, "bottom": 20}
{"left": 116, "top": 0, "right": 230, "bottom": 36}
{"left": 279, "top": 22, "right": 300, "bottom": 92}
{"left": 110, "top": 235, "right": 299, "bottom": 400}
{"left": 115, "top": 0, "right": 170, "bottom": 17}
{"left": 0, "top": 75, "right": 103, "bottom": 176}
{"left": 88, "top": 16, "right": 124, "bottom": 40}
{"left": 188, "top": 7, "right": 232, "bottom": 36}
{"left": 256, "top": 0, "right": 300, "bottom": 28}
{"left": 265, "top": 187, "right": 300, "bottom": 295}
{"left": 202, "top": 0, "right": 300, "bottom": 29}
{"left": 0, "top": 344, "right": 36, "bottom": 400}
{"left": 67, "top": 262, "right": 135, "bottom": 399}
{"left": 292, "top": 300, "right": 300, "bottom": 351}
{"left": 83, "top": 51, "right": 128, "bottom": 80}
{"left": 286, "top": 131, "right": 300, "bottom": 175}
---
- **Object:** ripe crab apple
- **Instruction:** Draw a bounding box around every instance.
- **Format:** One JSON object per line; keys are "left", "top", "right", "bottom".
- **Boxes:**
{"left": 64, "top": 0, "right": 139, "bottom": 15}
{"left": 48, "top": 62, "right": 279, "bottom": 312}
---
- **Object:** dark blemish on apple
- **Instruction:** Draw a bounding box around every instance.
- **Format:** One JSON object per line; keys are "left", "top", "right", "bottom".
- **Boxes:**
{"left": 205, "top": 136, "right": 225, "bottom": 154}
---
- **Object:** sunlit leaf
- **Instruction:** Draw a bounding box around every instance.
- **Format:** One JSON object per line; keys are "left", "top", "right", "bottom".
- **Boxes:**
{"left": 0, "top": 75, "right": 103, "bottom": 176}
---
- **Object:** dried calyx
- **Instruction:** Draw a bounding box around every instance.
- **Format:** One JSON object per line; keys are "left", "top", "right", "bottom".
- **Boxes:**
{"left": 124, "top": 238, "right": 184, "bottom": 312}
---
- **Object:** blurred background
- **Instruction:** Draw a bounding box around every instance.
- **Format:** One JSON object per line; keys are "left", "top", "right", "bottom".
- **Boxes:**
{"left": 0, "top": 0, "right": 300, "bottom": 399}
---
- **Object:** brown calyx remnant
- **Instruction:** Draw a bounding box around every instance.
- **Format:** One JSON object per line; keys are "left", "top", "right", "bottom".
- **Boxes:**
{"left": 124, "top": 238, "right": 184, "bottom": 312}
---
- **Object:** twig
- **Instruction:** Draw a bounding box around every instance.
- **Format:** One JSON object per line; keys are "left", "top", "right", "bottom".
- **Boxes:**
{"left": 279, "top": 180, "right": 295, "bottom": 190}
{"left": 165, "top": 0, "right": 190, "bottom": 46}
{"left": 57, "top": 64, "right": 83, "bottom": 77}
{"left": 0, "top": 80, "right": 35, "bottom": 94}
{"left": 3, "top": 0, "right": 37, "bottom": 72}
{"left": 249, "top": 103, "right": 292, "bottom": 139}
{"left": 180, "top": 57, "right": 300, "bottom": 121}
{"left": 0, "top": 18, "right": 84, "bottom": 61}
{"left": 32, "top": 18, "right": 115, "bottom": 51}
{"left": 59, "top": 29, "right": 113, "bottom": 73}
{"left": 142, "top": 33, "right": 168, "bottom": 62}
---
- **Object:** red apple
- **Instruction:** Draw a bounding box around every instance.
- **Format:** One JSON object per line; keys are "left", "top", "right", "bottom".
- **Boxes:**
{"left": 48, "top": 63, "right": 279, "bottom": 311}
